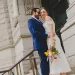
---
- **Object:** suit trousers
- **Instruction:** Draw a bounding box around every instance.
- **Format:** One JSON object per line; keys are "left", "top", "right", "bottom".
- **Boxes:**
{"left": 38, "top": 49, "right": 49, "bottom": 75}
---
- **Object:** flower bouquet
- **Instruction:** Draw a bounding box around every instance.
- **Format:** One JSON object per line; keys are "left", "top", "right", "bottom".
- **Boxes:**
{"left": 44, "top": 46, "right": 60, "bottom": 63}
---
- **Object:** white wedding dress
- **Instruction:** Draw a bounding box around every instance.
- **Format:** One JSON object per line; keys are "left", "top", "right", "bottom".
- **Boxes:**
{"left": 43, "top": 17, "right": 71, "bottom": 74}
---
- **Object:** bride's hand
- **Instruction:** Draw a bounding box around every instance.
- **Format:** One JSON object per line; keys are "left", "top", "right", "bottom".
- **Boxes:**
{"left": 48, "top": 33, "right": 51, "bottom": 38}
{"left": 48, "top": 32, "right": 55, "bottom": 38}
{"left": 52, "top": 32, "right": 55, "bottom": 37}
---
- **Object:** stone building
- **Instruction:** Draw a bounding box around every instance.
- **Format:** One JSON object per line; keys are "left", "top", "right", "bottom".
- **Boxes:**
{"left": 0, "top": 0, "right": 75, "bottom": 75}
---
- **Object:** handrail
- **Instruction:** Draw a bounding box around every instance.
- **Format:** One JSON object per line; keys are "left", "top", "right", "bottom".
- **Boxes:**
{"left": 0, "top": 70, "right": 9, "bottom": 73}
{"left": 0, "top": 50, "right": 34, "bottom": 73}
{"left": 10, "top": 51, "right": 34, "bottom": 71}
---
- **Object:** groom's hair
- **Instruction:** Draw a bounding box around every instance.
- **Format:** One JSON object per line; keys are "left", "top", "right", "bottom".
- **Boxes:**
{"left": 31, "top": 8, "right": 40, "bottom": 15}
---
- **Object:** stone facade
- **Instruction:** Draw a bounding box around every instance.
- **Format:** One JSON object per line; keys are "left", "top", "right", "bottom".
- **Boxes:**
{"left": 61, "top": 0, "right": 75, "bottom": 74}
{"left": 0, "top": 0, "right": 15, "bottom": 70}
{"left": 0, "top": 0, "right": 75, "bottom": 75}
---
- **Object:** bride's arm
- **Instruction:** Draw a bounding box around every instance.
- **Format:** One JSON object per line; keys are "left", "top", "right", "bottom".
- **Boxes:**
{"left": 46, "top": 16, "right": 55, "bottom": 38}
{"left": 46, "top": 16, "right": 55, "bottom": 46}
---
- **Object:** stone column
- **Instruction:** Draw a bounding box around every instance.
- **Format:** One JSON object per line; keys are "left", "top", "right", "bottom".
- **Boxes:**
{"left": 13, "top": 0, "right": 19, "bottom": 17}
{"left": 0, "top": 0, "right": 15, "bottom": 70}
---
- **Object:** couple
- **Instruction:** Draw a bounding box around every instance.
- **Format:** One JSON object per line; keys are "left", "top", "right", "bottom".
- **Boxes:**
{"left": 28, "top": 8, "right": 71, "bottom": 75}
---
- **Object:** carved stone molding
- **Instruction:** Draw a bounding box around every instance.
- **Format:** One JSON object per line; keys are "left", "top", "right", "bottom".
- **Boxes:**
{"left": 24, "top": 0, "right": 41, "bottom": 15}
{"left": 24, "top": 0, "right": 34, "bottom": 15}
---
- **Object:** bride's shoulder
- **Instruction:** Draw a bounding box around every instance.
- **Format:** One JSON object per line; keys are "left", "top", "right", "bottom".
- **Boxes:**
{"left": 45, "top": 16, "right": 53, "bottom": 21}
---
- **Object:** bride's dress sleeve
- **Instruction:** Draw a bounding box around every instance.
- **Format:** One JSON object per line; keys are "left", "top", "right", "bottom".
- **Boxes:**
{"left": 47, "top": 21, "right": 54, "bottom": 25}
{"left": 47, "top": 20, "right": 55, "bottom": 33}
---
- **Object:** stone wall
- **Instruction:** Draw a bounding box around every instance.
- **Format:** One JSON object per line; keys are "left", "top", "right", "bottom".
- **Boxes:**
{"left": 61, "top": 0, "right": 75, "bottom": 74}
{"left": 0, "top": 0, "right": 15, "bottom": 71}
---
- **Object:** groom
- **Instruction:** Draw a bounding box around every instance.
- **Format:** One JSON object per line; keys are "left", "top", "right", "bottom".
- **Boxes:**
{"left": 28, "top": 8, "right": 50, "bottom": 75}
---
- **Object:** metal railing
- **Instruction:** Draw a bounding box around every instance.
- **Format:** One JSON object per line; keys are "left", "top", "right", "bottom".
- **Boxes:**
{"left": 0, "top": 50, "right": 40, "bottom": 75}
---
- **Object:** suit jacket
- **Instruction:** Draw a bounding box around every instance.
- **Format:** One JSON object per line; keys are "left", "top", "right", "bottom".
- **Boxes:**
{"left": 28, "top": 17, "right": 48, "bottom": 50}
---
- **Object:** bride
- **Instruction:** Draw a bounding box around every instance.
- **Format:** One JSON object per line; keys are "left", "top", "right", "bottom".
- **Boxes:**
{"left": 40, "top": 8, "right": 71, "bottom": 75}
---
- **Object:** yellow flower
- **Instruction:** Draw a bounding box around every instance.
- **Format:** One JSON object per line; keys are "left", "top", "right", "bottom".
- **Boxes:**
{"left": 44, "top": 52, "right": 48, "bottom": 56}
{"left": 53, "top": 52, "right": 56, "bottom": 54}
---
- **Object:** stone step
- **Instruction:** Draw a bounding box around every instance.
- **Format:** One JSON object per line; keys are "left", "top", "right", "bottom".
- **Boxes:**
{"left": 25, "top": 64, "right": 41, "bottom": 75}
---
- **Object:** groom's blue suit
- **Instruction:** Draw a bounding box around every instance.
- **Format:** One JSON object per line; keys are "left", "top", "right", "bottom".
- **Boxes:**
{"left": 28, "top": 17, "right": 49, "bottom": 75}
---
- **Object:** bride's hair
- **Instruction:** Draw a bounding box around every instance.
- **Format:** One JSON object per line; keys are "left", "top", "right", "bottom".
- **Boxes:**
{"left": 40, "top": 7, "right": 49, "bottom": 15}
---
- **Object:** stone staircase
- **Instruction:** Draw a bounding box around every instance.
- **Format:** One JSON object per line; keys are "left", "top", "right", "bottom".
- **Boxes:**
{"left": 23, "top": 51, "right": 41, "bottom": 75}
{"left": 26, "top": 64, "right": 41, "bottom": 75}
